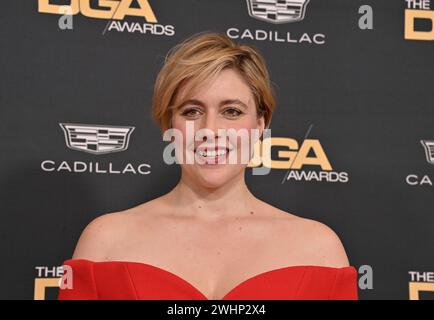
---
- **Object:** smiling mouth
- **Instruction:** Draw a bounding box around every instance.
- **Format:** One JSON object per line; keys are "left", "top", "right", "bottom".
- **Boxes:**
{"left": 195, "top": 148, "right": 229, "bottom": 157}
{"left": 193, "top": 146, "right": 234, "bottom": 164}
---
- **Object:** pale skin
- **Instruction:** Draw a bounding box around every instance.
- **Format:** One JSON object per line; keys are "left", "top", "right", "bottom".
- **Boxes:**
{"left": 71, "top": 68, "right": 350, "bottom": 300}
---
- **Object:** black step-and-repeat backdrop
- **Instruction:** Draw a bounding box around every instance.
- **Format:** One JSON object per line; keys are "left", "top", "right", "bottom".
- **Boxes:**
{"left": 0, "top": 0, "right": 433, "bottom": 300}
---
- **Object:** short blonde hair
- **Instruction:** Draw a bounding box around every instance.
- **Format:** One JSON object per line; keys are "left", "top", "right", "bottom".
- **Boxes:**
{"left": 151, "top": 31, "right": 277, "bottom": 133}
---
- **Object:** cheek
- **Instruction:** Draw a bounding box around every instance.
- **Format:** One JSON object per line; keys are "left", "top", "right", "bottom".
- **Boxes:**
{"left": 227, "top": 122, "right": 259, "bottom": 164}
{"left": 169, "top": 118, "right": 190, "bottom": 164}
{"left": 171, "top": 117, "right": 190, "bottom": 145}
{"left": 171, "top": 116, "right": 184, "bottom": 133}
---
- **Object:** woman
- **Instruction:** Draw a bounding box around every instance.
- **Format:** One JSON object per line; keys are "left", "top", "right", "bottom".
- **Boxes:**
{"left": 58, "top": 31, "right": 358, "bottom": 300}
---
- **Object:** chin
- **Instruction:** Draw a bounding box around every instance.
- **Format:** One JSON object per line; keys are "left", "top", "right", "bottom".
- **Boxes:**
{"left": 194, "top": 165, "right": 244, "bottom": 189}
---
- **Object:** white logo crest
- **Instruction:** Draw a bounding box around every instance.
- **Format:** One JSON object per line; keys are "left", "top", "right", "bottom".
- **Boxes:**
{"left": 246, "top": 0, "right": 310, "bottom": 24}
{"left": 421, "top": 140, "right": 434, "bottom": 165}
{"left": 59, "top": 123, "right": 135, "bottom": 155}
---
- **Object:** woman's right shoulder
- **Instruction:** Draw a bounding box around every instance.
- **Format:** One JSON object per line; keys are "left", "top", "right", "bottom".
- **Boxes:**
{"left": 70, "top": 200, "right": 159, "bottom": 261}
{"left": 70, "top": 210, "right": 126, "bottom": 261}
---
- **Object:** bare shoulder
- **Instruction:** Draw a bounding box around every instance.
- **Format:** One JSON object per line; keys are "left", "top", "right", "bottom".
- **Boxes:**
{"left": 288, "top": 216, "right": 350, "bottom": 268}
{"left": 71, "top": 210, "right": 128, "bottom": 261}
{"left": 70, "top": 201, "right": 157, "bottom": 261}
{"left": 258, "top": 201, "right": 350, "bottom": 268}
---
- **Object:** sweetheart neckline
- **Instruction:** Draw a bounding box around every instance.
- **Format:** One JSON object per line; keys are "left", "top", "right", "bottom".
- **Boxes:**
{"left": 64, "top": 258, "right": 356, "bottom": 300}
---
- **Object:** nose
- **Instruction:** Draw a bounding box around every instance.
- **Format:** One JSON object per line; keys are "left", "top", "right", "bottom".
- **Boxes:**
{"left": 199, "top": 111, "right": 221, "bottom": 142}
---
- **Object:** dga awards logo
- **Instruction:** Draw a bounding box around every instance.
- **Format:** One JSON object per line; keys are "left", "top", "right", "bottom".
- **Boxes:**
{"left": 59, "top": 123, "right": 134, "bottom": 155}
{"left": 246, "top": 0, "right": 310, "bottom": 24}
{"left": 227, "top": 0, "right": 325, "bottom": 45}
{"left": 405, "top": 139, "right": 433, "bottom": 187}
{"left": 248, "top": 136, "right": 349, "bottom": 183}
{"left": 37, "top": 0, "right": 175, "bottom": 36}
{"left": 409, "top": 270, "right": 434, "bottom": 300}
{"left": 34, "top": 265, "right": 63, "bottom": 300}
{"left": 404, "top": 0, "right": 434, "bottom": 40}
{"left": 40, "top": 122, "right": 151, "bottom": 175}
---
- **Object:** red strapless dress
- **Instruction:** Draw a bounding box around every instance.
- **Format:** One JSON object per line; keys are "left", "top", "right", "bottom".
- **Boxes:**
{"left": 57, "top": 259, "right": 358, "bottom": 300}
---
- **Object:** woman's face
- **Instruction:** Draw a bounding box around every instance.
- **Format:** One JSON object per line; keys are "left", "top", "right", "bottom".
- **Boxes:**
{"left": 170, "top": 68, "right": 265, "bottom": 189}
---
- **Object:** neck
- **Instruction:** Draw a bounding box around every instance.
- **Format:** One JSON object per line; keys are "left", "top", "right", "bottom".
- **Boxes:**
{"left": 167, "top": 169, "right": 257, "bottom": 220}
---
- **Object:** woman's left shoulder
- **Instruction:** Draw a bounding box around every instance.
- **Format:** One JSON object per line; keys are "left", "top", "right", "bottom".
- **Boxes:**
{"left": 293, "top": 216, "right": 351, "bottom": 268}
{"left": 264, "top": 205, "right": 351, "bottom": 268}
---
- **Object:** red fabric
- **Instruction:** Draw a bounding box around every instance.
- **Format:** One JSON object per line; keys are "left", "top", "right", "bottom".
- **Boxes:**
{"left": 58, "top": 259, "right": 358, "bottom": 300}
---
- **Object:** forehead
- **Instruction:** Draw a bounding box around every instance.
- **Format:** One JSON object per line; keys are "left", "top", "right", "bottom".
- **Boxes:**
{"left": 174, "top": 68, "right": 254, "bottom": 106}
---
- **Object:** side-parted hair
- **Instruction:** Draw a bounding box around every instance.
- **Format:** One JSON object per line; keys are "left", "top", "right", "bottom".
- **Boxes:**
{"left": 151, "top": 31, "right": 277, "bottom": 133}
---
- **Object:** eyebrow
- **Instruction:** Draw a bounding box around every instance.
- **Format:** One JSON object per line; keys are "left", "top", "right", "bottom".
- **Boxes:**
{"left": 174, "top": 99, "right": 249, "bottom": 111}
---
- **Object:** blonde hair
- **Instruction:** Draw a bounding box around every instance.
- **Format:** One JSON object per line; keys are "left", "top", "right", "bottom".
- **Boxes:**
{"left": 151, "top": 31, "right": 277, "bottom": 133}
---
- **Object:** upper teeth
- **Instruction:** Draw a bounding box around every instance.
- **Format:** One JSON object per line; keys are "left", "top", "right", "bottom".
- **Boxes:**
{"left": 197, "top": 149, "right": 227, "bottom": 157}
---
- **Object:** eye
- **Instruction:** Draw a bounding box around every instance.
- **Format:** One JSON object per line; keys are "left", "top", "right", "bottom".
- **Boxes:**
{"left": 223, "top": 107, "right": 243, "bottom": 118}
{"left": 181, "top": 108, "right": 203, "bottom": 118}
